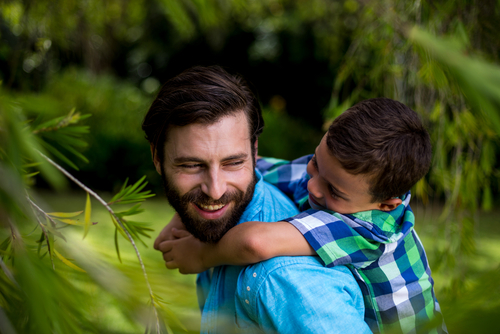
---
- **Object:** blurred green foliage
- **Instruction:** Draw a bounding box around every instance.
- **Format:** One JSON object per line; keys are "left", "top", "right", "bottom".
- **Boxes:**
{"left": 11, "top": 68, "right": 156, "bottom": 192}
{"left": 0, "top": 96, "right": 189, "bottom": 332}
{"left": 1, "top": 0, "right": 500, "bottom": 333}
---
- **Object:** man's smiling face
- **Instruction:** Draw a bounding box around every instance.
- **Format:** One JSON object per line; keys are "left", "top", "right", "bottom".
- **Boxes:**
{"left": 155, "top": 111, "right": 256, "bottom": 243}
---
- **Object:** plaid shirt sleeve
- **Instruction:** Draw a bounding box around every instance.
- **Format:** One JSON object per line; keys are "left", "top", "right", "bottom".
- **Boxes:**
{"left": 256, "top": 155, "right": 313, "bottom": 207}
{"left": 284, "top": 210, "right": 381, "bottom": 268}
{"left": 284, "top": 199, "right": 415, "bottom": 269}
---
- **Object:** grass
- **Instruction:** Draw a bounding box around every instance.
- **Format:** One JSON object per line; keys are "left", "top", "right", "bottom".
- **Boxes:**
{"left": 32, "top": 190, "right": 500, "bottom": 333}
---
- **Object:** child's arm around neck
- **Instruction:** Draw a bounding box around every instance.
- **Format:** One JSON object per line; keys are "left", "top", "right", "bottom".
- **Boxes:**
{"left": 160, "top": 220, "right": 315, "bottom": 274}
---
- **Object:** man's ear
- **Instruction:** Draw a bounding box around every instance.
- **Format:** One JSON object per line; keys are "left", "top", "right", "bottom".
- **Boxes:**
{"left": 150, "top": 144, "right": 162, "bottom": 175}
{"left": 377, "top": 198, "right": 403, "bottom": 212}
{"left": 254, "top": 139, "right": 259, "bottom": 162}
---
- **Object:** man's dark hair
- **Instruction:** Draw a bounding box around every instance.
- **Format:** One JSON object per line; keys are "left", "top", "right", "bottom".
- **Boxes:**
{"left": 326, "top": 97, "right": 432, "bottom": 203}
{"left": 142, "top": 65, "right": 264, "bottom": 165}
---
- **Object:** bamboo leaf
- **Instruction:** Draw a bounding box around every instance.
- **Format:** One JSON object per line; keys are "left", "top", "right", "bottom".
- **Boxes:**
{"left": 25, "top": 171, "right": 40, "bottom": 178}
{"left": 110, "top": 213, "right": 128, "bottom": 240}
{"left": 114, "top": 228, "right": 122, "bottom": 263}
{"left": 54, "top": 249, "right": 86, "bottom": 272}
{"left": 39, "top": 139, "right": 79, "bottom": 170}
{"left": 56, "top": 218, "right": 82, "bottom": 225}
{"left": 83, "top": 193, "right": 91, "bottom": 239}
{"left": 37, "top": 232, "right": 45, "bottom": 255}
{"left": 47, "top": 211, "right": 83, "bottom": 218}
{"left": 62, "top": 144, "right": 89, "bottom": 163}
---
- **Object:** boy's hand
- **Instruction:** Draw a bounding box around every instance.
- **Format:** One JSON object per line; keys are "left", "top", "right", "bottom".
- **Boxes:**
{"left": 158, "top": 228, "right": 213, "bottom": 274}
{"left": 153, "top": 213, "right": 185, "bottom": 250}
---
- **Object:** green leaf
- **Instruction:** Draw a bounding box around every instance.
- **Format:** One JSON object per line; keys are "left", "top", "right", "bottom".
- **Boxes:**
{"left": 37, "top": 232, "right": 45, "bottom": 255}
{"left": 114, "top": 227, "right": 122, "bottom": 263}
{"left": 39, "top": 139, "right": 79, "bottom": 170}
{"left": 83, "top": 193, "right": 91, "bottom": 239}
{"left": 44, "top": 217, "right": 67, "bottom": 242}
{"left": 110, "top": 213, "right": 128, "bottom": 241}
{"left": 54, "top": 249, "right": 85, "bottom": 272}
{"left": 61, "top": 144, "right": 89, "bottom": 163}
{"left": 56, "top": 218, "right": 82, "bottom": 225}
{"left": 47, "top": 211, "right": 83, "bottom": 218}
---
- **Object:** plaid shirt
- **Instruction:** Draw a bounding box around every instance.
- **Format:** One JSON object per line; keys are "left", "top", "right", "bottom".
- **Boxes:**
{"left": 257, "top": 155, "right": 447, "bottom": 334}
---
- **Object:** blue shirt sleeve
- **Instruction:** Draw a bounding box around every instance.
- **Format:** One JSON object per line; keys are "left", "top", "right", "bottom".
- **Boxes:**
{"left": 235, "top": 256, "right": 372, "bottom": 334}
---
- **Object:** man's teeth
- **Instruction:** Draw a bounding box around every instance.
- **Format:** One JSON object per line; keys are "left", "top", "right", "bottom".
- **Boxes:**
{"left": 199, "top": 204, "right": 225, "bottom": 211}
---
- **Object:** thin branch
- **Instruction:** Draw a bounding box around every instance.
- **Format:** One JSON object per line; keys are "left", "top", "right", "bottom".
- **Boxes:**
{"left": 26, "top": 195, "right": 55, "bottom": 269}
{"left": 38, "top": 151, "right": 161, "bottom": 333}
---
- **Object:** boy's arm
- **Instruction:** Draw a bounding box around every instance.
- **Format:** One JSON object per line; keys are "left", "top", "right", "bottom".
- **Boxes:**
{"left": 159, "top": 221, "right": 315, "bottom": 274}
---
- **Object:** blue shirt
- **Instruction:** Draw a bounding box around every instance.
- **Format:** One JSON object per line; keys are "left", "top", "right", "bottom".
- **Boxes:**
{"left": 196, "top": 170, "right": 371, "bottom": 333}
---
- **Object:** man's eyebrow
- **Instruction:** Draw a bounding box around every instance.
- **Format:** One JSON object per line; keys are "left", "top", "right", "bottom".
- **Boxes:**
{"left": 222, "top": 153, "right": 248, "bottom": 161}
{"left": 173, "top": 153, "right": 248, "bottom": 164}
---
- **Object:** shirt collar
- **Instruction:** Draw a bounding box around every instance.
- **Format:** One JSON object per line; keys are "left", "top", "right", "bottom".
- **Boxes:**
{"left": 237, "top": 169, "right": 264, "bottom": 225}
{"left": 349, "top": 191, "right": 412, "bottom": 232}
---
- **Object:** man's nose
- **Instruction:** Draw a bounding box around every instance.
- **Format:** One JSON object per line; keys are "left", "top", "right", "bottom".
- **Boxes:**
{"left": 201, "top": 168, "right": 227, "bottom": 200}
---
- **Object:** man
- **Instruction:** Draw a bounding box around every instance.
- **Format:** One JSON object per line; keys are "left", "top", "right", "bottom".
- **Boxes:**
{"left": 144, "top": 65, "right": 371, "bottom": 333}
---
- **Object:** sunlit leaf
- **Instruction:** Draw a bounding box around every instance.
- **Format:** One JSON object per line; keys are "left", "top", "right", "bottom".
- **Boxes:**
{"left": 54, "top": 249, "right": 86, "bottom": 272}
{"left": 83, "top": 192, "right": 91, "bottom": 239}
{"left": 110, "top": 213, "right": 128, "bottom": 240}
{"left": 114, "top": 228, "right": 122, "bottom": 263}
{"left": 47, "top": 211, "right": 83, "bottom": 218}
{"left": 56, "top": 218, "right": 82, "bottom": 225}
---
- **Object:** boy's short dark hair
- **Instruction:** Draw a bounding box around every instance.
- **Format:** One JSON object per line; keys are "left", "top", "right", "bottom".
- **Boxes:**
{"left": 326, "top": 97, "right": 431, "bottom": 203}
{"left": 142, "top": 65, "right": 264, "bottom": 166}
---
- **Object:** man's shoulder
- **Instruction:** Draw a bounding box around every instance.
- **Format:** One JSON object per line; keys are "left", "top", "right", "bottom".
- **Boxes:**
{"left": 236, "top": 257, "right": 360, "bottom": 307}
{"left": 240, "top": 256, "right": 355, "bottom": 288}
{"left": 234, "top": 256, "right": 370, "bottom": 333}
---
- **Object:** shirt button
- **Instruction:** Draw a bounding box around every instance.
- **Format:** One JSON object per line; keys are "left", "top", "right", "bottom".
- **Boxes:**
{"left": 247, "top": 286, "right": 251, "bottom": 291}
{"left": 245, "top": 299, "right": 250, "bottom": 304}
{"left": 253, "top": 272, "right": 257, "bottom": 277}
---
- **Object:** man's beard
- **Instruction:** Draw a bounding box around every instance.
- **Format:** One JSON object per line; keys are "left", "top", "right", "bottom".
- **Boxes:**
{"left": 162, "top": 172, "right": 257, "bottom": 243}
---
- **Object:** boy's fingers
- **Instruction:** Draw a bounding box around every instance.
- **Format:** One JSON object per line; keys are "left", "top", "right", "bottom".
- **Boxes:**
{"left": 158, "top": 240, "right": 174, "bottom": 253}
{"left": 165, "top": 260, "right": 179, "bottom": 270}
{"left": 154, "top": 225, "right": 173, "bottom": 250}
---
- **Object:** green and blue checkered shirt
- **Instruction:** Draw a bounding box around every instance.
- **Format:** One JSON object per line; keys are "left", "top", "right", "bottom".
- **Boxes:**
{"left": 257, "top": 155, "right": 447, "bottom": 334}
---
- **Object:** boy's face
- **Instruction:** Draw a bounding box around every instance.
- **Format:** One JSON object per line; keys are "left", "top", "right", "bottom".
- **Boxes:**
{"left": 306, "top": 135, "right": 385, "bottom": 214}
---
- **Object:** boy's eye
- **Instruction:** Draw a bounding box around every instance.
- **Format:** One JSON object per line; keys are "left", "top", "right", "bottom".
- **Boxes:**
{"left": 311, "top": 156, "right": 318, "bottom": 169}
{"left": 328, "top": 185, "right": 341, "bottom": 200}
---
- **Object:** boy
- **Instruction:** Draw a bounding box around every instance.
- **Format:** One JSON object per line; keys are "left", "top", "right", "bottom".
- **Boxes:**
{"left": 158, "top": 98, "right": 447, "bottom": 334}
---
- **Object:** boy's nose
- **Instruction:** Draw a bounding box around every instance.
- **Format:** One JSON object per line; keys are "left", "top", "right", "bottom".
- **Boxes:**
{"left": 307, "top": 177, "right": 323, "bottom": 200}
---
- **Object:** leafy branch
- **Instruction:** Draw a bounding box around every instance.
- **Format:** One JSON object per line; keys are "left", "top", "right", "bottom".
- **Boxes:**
{"left": 38, "top": 152, "right": 162, "bottom": 333}
{"left": 0, "top": 105, "right": 167, "bottom": 333}
{"left": 32, "top": 109, "right": 91, "bottom": 170}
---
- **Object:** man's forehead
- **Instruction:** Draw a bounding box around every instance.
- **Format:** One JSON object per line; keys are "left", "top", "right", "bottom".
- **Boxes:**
{"left": 164, "top": 112, "right": 252, "bottom": 159}
{"left": 165, "top": 112, "right": 251, "bottom": 141}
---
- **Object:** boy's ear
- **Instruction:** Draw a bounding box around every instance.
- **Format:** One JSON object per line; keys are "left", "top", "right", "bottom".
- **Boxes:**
{"left": 150, "top": 144, "right": 162, "bottom": 175}
{"left": 377, "top": 198, "right": 403, "bottom": 212}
